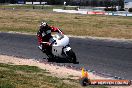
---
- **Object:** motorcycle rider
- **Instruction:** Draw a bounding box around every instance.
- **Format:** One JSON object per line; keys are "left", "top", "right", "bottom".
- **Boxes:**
{"left": 37, "top": 21, "right": 63, "bottom": 58}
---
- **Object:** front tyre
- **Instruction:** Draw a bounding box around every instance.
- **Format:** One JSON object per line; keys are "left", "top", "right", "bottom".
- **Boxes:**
{"left": 66, "top": 49, "right": 77, "bottom": 63}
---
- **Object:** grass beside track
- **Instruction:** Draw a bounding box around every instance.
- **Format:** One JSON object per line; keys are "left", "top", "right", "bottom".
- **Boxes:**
{"left": 0, "top": 6, "right": 132, "bottom": 39}
{"left": 0, "top": 63, "right": 107, "bottom": 88}
{"left": 0, "top": 5, "right": 77, "bottom": 11}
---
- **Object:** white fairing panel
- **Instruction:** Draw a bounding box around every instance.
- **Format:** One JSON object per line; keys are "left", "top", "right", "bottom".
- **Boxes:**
{"left": 51, "top": 34, "right": 69, "bottom": 57}
{"left": 52, "top": 46, "right": 63, "bottom": 57}
{"left": 53, "top": 35, "right": 69, "bottom": 47}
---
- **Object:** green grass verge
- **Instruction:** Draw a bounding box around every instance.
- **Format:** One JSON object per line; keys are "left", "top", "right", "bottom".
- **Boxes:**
{"left": 0, "top": 63, "right": 74, "bottom": 88}
{"left": 0, "top": 63, "right": 107, "bottom": 88}
{"left": 0, "top": 5, "right": 132, "bottom": 39}
{"left": 0, "top": 5, "right": 77, "bottom": 11}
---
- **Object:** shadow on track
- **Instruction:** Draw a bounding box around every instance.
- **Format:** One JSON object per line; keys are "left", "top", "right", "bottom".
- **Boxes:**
{"left": 43, "top": 57, "right": 79, "bottom": 64}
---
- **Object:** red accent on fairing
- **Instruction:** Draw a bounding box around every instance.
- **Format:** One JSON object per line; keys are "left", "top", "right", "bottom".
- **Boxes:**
{"left": 50, "top": 26, "right": 64, "bottom": 34}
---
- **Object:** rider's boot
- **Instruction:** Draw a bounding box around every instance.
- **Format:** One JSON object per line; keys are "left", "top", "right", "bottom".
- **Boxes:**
{"left": 38, "top": 45, "right": 42, "bottom": 50}
{"left": 38, "top": 45, "right": 46, "bottom": 53}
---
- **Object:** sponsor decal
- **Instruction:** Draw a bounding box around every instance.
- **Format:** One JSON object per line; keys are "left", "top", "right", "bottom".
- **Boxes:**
{"left": 79, "top": 68, "right": 131, "bottom": 86}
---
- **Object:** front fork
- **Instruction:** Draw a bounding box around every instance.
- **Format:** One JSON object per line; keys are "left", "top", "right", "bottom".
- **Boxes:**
{"left": 63, "top": 45, "right": 72, "bottom": 56}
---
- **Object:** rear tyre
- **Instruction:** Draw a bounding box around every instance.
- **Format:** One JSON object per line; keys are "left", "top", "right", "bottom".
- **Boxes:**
{"left": 66, "top": 50, "right": 77, "bottom": 63}
{"left": 45, "top": 51, "right": 54, "bottom": 62}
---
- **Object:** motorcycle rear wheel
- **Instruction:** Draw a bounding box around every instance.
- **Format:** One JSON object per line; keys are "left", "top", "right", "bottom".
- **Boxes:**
{"left": 45, "top": 51, "right": 54, "bottom": 61}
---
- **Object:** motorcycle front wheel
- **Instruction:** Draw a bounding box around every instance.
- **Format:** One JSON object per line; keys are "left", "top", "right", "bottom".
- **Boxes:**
{"left": 66, "top": 49, "right": 77, "bottom": 63}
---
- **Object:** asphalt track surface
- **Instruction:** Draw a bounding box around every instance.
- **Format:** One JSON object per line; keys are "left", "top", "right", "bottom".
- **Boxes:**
{"left": 0, "top": 33, "right": 132, "bottom": 80}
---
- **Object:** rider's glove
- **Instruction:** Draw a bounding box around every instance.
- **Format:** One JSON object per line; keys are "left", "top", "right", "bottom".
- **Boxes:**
{"left": 46, "top": 42, "right": 51, "bottom": 46}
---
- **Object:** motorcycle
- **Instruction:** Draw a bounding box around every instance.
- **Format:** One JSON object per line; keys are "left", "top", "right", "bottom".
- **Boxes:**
{"left": 40, "top": 32, "right": 77, "bottom": 63}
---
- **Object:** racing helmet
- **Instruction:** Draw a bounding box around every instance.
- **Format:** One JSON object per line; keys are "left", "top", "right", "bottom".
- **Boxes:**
{"left": 40, "top": 21, "right": 48, "bottom": 28}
